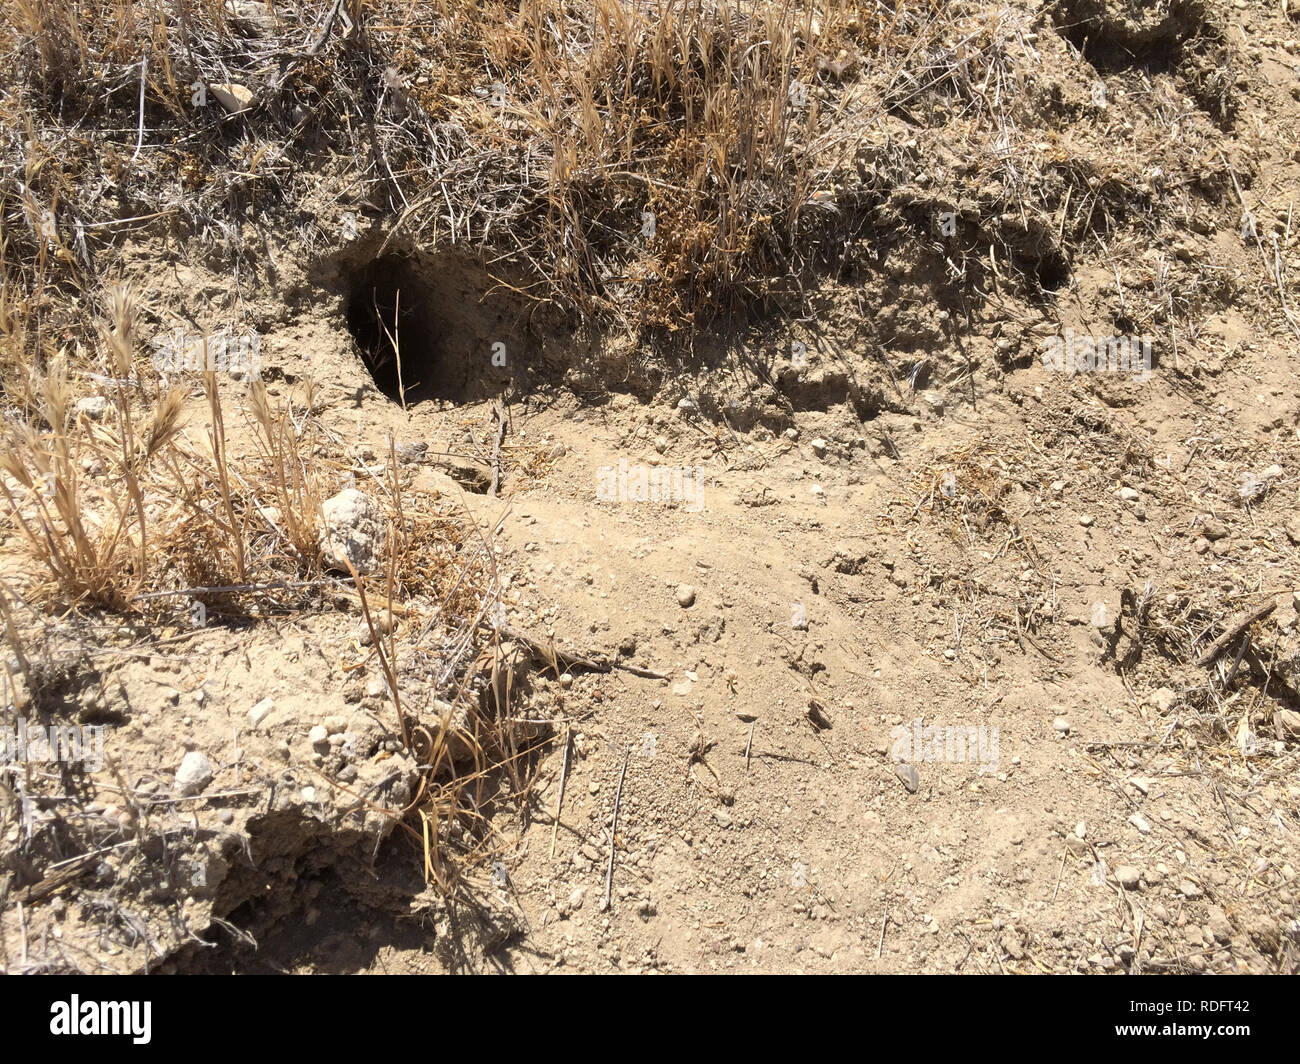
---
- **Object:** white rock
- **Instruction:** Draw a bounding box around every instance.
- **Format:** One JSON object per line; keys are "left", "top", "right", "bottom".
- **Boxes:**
{"left": 319, "top": 488, "right": 387, "bottom": 575}
{"left": 209, "top": 83, "right": 256, "bottom": 113}
{"left": 248, "top": 697, "right": 275, "bottom": 728}
{"left": 224, "top": 0, "right": 273, "bottom": 24}
{"left": 810, "top": 437, "right": 828, "bottom": 457}
{"left": 75, "top": 396, "right": 110, "bottom": 420}
{"left": 1146, "top": 687, "right": 1176, "bottom": 713}
{"left": 308, "top": 725, "right": 328, "bottom": 745}
{"left": 676, "top": 584, "right": 696, "bottom": 608}
{"left": 175, "top": 752, "right": 213, "bottom": 797}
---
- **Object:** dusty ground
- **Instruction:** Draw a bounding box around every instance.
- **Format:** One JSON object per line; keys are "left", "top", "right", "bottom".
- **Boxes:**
{"left": 3, "top": 0, "right": 1300, "bottom": 974}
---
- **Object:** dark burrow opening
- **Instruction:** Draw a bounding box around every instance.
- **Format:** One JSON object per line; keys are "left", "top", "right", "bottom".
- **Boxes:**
{"left": 1033, "top": 248, "right": 1072, "bottom": 293}
{"left": 344, "top": 253, "right": 502, "bottom": 404}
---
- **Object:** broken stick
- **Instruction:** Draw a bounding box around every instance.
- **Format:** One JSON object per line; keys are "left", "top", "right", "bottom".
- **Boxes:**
{"left": 601, "top": 746, "right": 631, "bottom": 913}
{"left": 1195, "top": 598, "right": 1276, "bottom": 667}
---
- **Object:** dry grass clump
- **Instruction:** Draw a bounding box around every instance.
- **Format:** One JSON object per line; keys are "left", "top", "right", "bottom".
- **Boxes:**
{"left": 0, "top": 281, "right": 520, "bottom": 896}
{"left": 0, "top": 282, "right": 479, "bottom": 619}
{"left": 2, "top": 0, "right": 1166, "bottom": 366}
{"left": 1, "top": 0, "right": 1246, "bottom": 384}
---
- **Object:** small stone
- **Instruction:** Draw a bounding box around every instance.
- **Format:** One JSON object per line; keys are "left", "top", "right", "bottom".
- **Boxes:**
{"left": 1119, "top": 486, "right": 1140, "bottom": 503}
{"left": 1053, "top": 717, "right": 1070, "bottom": 735}
{"left": 319, "top": 488, "right": 387, "bottom": 576}
{"left": 174, "top": 752, "right": 213, "bottom": 797}
{"left": 655, "top": 436, "right": 668, "bottom": 454}
{"left": 356, "top": 616, "right": 397, "bottom": 650}
{"left": 810, "top": 438, "right": 828, "bottom": 457}
{"left": 677, "top": 398, "right": 697, "bottom": 413}
{"left": 394, "top": 441, "right": 428, "bottom": 463}
{"left": 1115, "top": 865, "right": 1141, "bottom": 890}
{"left": 568, "top": 887, "right": 586, "bottom": 911}
{"left": 248, "top": 697, "right": 275, "bottom": 728}
{"left": 224, "top": 0, "right": 274, "bottom": 26}
{"left": 1206, "top": 910, "right": 1232, "bottom": 944}
{"left": 894, "top": 763, "right": 920, "bottom": 793}
{"left": 676, "top": 584, "right": 696, "bottom": 608}
{"left": 209, "top": 82, "right": 256, "bottom": 113}
{"left": 308, "top": 725, "right": 329, "bottom": 745}
{"left": 549, "top": 443, "right": 567, "bottom": 459}
{"left": 1275, "top": 708, "right": 1300, "bottom": 739}
{"left": 1199, "top": 515, "right": 1228, "bottom": 540}
{"left": 558, "top": 672, "right": 574, "bottom": 689}
{"left": 75, "top": 396, "right": 110, "bottom": 420}
{"left": 1128, "top": 813, "right": 1151, "bottom": 835}
{"left": 1178, "top": 879, "right": 1203, "bottom": 899}
{"left": 1147, "top": 687, "right": 1177, "bottom": 713}
{"left": 1079, "top": 514, "right": 1095, "bottom": 527}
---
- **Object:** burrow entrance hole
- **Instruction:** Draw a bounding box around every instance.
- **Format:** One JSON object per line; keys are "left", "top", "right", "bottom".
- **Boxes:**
{"left": 344, "top": 253, "right": 515, "bottom": 405}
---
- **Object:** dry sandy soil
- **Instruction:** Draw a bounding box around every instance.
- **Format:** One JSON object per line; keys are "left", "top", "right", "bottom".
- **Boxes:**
{"left": 2, "top": 0, "right": 1300, "bottom": 974}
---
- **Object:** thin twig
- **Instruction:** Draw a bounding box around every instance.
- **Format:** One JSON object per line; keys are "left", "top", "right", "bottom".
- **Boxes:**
{"left": 550, "top": 726, "right": 570, "bottom": 859}
{"left": 601, "top": 745, "right": 631, "bottom": 913}
{"left": 1195, "top": 599, "right": 1275, "bottom": 667}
